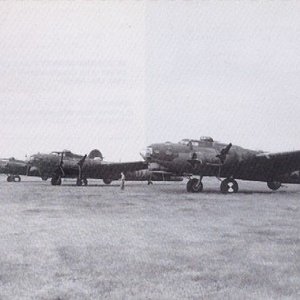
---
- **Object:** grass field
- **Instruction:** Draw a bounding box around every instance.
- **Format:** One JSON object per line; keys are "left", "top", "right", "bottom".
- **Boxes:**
{"left": 0, "top": 176, "right": 300, "bottom": 299}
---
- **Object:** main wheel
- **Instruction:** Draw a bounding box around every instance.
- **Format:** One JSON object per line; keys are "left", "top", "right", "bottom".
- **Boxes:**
{"left": 187, "top": 178, "right": 203, "bottom": 193}
{"left": 186, "top": 179, "right": 193, "bottom": 192}
{"left": 41, "top": 176, "right": 48, "bottom": 181}
{"left": 51, "top": 176, "right": 62, "bottom": 186}
{"left": 220, "top": 179, "right": 239, "bottom": 194}
{"left": 7, "top": 176, "right": 13, "bottom": 182}
{"left": 82, "top": 178, "right": 88, "bottom": 186}
{"left": 103, "top": 178, "right": 112, "bottom": 185}
{"left": 267, "top": 181, "right": 281, "bottom": 191}
{"left": 13, "top": 175, "right": 21, "bottom": 182}
{"left": 51, "top": 177, "right": 56, "bottom": 185}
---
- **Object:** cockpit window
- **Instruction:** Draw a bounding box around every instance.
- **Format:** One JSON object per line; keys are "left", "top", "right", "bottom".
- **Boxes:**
{"left": 200, "top": 136, "right": 214, "bottom": 142}
{"left": 178, "top": 139, "right": 200, "bottom": 147}
{"left": 64, "top": 152, "right": 73, "bottom": 158}
{"left": 178, "top": 139, "right": 190, "bottom": 145}
{"left": 50, "top": 152, "right": 61, "bottom": 157}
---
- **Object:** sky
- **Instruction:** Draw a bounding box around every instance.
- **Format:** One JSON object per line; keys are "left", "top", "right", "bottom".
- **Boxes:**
{"left": 0, "top": 1, "right": 300, "bottom": 160}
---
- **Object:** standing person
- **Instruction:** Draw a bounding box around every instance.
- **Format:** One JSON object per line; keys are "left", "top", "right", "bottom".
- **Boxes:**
{"left": 120, "top": 172, "right": 125, "bottom": 190}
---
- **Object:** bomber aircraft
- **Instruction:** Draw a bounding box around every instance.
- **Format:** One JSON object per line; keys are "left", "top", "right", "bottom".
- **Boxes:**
{"left": 28, "top": 149, "right": 148, "bottom": 186}
{"left": 0, "top": 157, "right": 28, "bottom": 182}
{"left": 141, "top": 136, "right": 300, "bottom": 193}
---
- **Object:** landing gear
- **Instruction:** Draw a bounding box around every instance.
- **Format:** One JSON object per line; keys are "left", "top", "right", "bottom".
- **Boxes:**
{"left": 267, "top": 181, "right": 281, "bottom": 191}
{"left": 220, "top": 178, "right": 239, "bottom": 194}
{"left": 148, "top": 180, "right": 153, "bottom": 185}
{"left": 7, "top": 175, "right": 21, "bottom": 182}
{"left": 41, "top": 176, "right": 48, "bottom": 181}
{"left": 76, "top": 178, "right": 88, "bottom": 186}
{"left": 187, "top": 178, "right": 203, "bottom": 193}
{"left": 14, "top": 175, "right": 21, "bottom": 182}
{"left": 51, "top": 176, "right": 62, "bottom": 186}
{"left": 103, "top": 179, "right": 112, "bottom": 185}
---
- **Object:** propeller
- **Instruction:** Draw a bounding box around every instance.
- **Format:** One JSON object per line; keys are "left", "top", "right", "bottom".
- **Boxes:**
{"left": 216, "top": 143, "right": 232, "bottom": 178}
{"left": 57, "top": 152, "right": 65, "bottom": 176}
{"left": 216, "top": 143, "right": 232, "bottom": 164}
{"left": 77, "top": 154, "right": 87, "bottom": 180}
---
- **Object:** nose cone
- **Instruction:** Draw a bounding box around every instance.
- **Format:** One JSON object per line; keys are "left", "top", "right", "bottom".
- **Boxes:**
{"left": 27, "top": 154, "right": 56, "bottom": 175}
{"left": 140, "top": 147, "right": 153, "bottom": 161}
{"left": 0, "top": 159, "right": 9, "bottom": 173}
{"left": 28, "top": 155, "right": 39, "bottom": 166}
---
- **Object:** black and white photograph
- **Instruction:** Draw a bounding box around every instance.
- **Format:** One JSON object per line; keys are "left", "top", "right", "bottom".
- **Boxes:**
{"left": 0, "top": 0, "right": 300, "bottom": 299}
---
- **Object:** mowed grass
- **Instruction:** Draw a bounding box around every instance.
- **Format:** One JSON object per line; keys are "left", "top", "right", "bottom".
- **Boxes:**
{"left": 0, "top": 177, "right": 300, "bottom": 299}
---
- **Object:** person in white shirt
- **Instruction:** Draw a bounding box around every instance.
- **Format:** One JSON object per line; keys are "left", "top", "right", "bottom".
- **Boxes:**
{"left": 120, "top": 172, "right": 125, "bottom": 190}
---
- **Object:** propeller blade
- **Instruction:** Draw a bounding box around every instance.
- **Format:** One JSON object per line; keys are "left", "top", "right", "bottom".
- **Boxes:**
{"left": 77, "top": 154, "right": 87, "bottom": 180}
{"left": 216, "top": 143, "right": 232, "bottom": 164}
{"left": 60, "top": 152, "right": 64, "bottom": 167}
{"left": 78, "top": 154, "right": 87, "bottom": 167}
{"left": 58, "top": 152, "right": 65, "bottom": 176}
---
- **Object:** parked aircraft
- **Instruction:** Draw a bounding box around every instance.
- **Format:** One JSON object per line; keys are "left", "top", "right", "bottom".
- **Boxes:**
{"left": 0, "top": 157, "right": 28, "bottom": 182}
{"left": 141, "top": 136, "right": 300, "bottom": 193}
{"left": 28, "top": 149, "right": 148, "bottom": 186}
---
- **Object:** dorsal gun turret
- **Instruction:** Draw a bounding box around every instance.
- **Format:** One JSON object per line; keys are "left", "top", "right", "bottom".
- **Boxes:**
{"left": 88, "top": 149, "right": 103, "bottom": 161}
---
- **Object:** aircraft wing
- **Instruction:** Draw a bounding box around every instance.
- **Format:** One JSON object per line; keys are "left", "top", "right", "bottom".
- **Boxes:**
{"left": 100, "top": 161, "right": 148, "bottom": 175}
{"left": 256, "top": 150, "right": 300, "bottom": 166}
{"left": 251, "top": 150, "right": 300, "bottom": 177}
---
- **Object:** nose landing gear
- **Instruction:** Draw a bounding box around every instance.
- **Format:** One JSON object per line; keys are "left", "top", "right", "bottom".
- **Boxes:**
{"left": 220, "top": 178, "right": 239, "bottom": 194}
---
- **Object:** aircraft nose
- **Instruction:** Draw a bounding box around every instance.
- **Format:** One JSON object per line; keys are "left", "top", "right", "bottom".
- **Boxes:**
{"left": 28, "top": 155, "right": 41, "bottom": 166}
{"left": 140, "top": 147, "right": 153, "bottom": 161}
{"left": 0, "top": 161, "right": 7, "bottom": 172}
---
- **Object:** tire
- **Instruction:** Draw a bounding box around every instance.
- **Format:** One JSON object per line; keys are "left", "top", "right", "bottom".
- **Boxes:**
{"left": 13, "top": 175, "right": 21, "bottom": 182}
{"left": 51, "top": 177, "right": 62, "bottom": 186}
{"left": 7, "top": 176, "right": 13, "bottom": 182}
{"left": 186, "top": 179, "right": 193, "bottom": 192}
{"left": 41, "top": 176, "right": 48, "bottom": 181}
{"left": 103, "top": 179, "right": 112, "bottom": 185}
{"left": 187, "top": 178, "right": 203, "bottom": 193}
{"left": 191, "top": 180, "right": 203, "bottom": 193}
{"left": 51, "top": 177, "right": 56, "bottom": 185}
{"left": 83, "top": 178, "right": 88, "bottom": 186}
{"left": 220, "top": 179, "right": 239, "bottom": 194}
{"left": 267, "top": 181, "right": 281, "bottom": 191}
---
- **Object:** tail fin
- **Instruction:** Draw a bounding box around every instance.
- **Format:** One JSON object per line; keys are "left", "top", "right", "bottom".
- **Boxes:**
{"left": 88, "top": 149, "right": 103, "bottom": 160}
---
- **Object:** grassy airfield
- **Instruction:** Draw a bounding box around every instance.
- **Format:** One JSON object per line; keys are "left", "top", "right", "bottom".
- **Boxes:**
{"left": 0, "top": 176, "right": 300, "bottom": 299}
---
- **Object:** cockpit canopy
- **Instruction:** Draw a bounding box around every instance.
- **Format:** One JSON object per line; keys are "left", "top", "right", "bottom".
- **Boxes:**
{"left": 178, "top": 136, "right": 214, "bottom": 146}
{"left": 178, "top": 139, "right": 199, "bottom": 147}
{"left": 200, "top": 136, "right": 214, "bottom": 142}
